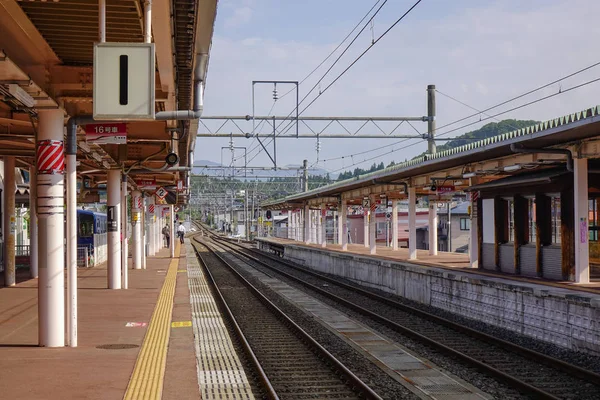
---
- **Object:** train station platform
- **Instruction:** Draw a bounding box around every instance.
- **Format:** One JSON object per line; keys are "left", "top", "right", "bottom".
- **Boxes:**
{"left": 0, "top": 245, "right": 199, "bottom": 400}
{"left": 256, "top": 236, "right": 600, "bottom": 356}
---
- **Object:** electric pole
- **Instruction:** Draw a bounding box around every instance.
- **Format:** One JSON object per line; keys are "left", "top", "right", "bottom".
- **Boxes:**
{"left": 303, "top": 159, "right": 308, "bottom": 192}
{"left": 427, "top": 84, "right": 436, "bottom": 155}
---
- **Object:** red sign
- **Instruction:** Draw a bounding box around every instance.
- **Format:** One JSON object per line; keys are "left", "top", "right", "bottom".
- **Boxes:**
{"left": 136, "top": 178, "right": 157, "bottom": 190}
{"left": 85, "top": 123, "right": 127, "bottom": 144}
{"left": 437, "top": 185, "right": 455, "bottom": 193}
{"left": 37, "top": 140, "right": 65, "bottom": 175}
{"left": 321, "top": 208, "right": 327, "bottom": 217}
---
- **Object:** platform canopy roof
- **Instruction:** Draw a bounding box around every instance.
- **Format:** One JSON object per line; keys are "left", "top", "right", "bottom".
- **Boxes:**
{"left": 262, "top": 105, "right": 600, "bottom": 209}
{"left": 0, "top": 0, "right": 218, "bottom": 205}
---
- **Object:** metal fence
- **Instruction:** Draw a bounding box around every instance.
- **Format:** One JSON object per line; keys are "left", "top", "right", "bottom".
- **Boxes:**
{"left": 77, "top": 246, "right": 90, "bottom": 268}
{"left": 93, "top": 233, "right": 107, "bottom": 265}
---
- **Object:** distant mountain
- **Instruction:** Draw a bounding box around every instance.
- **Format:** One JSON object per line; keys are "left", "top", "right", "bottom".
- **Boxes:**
{"left": 193, "top": 160, "right": 337, "bottom": 180}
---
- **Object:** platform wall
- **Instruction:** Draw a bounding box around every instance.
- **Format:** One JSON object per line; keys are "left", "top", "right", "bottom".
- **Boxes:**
{"left": 257, "top": 239, "right": 600, "bottom": 356}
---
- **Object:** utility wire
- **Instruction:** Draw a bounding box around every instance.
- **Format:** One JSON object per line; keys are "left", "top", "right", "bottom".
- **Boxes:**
{"left": 250, "top": 0, "right": 423, "bottom": 163}
{"left": 244, "top": 0, "right": 388, "bottom": 161}
{"left": 328, "top": 75, "right": 600, "bottom": 174}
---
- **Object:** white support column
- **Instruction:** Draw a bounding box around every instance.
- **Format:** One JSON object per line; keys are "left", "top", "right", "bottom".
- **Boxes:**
{"left": 392, "top": 199, "right": 399, "bottom": 251}
{"left": 37, "top": 109, "right": 65, "bottom": 347}
{"left": 469, "top": 189, "right": 479, "bottom": 268}
{"left": 408, "top": 186, "right": 417, "bottom": 260}
{"left": 304, "top": 205, "right": 310, "bottom": 244}
{"left": 3, "top": 157, "right": 16, "bottom": 286}
{"left": 147, "top": 197, "right": 155, "bottom": 256}
{"left": 340, "top": 200, "right": 348, "bottom": 251}
{"left": 363, "top": 208, "right": 369, "bottom": 248}
{"left": 141, "top": 195, "right": 147, "bottom": 269}
{"left": 320, "top": 206, "right": 327, "bottom": 248}
{"left": 107, "top": 169, "right": 121, "bottom": 289}
{"left": 121, "top": 175, "right": 128, "bottom": 289}
{"left": 29, "top": 166, "right": 38, "bottom": 278}
{"left": 369, "top": 197, "right": 377, "bottom": 255}
{"left": 132, "top": 191, "right": 142, "bottom": 269}
{"left": 66, "top": 146, "right": 77, "bottom": 347}
{"left": 288, "top": 210, "right": 292, "bottom": 239}
{"left": 574, "top": 158, "right": 590, "bottom": 284}
{"left": 170, "top": 205, "right": 175, "bottom": 258}
{"left": 429, "top": 201, "right": 438, "bottom": 256}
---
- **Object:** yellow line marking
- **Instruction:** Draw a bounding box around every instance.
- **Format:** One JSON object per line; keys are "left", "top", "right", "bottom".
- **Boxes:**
{"left": 171, "top": 321, "right": 192, "bottom": 328}
{"left": 177, "top": 269, "right": 187, "bottom": 273}
{"left": 124, "top": 242, "right": 181, "bottom": 400}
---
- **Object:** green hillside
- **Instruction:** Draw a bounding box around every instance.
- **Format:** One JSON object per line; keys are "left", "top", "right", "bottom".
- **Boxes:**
{"left": 336, "top": 119, "right": 539, "bottom": 181}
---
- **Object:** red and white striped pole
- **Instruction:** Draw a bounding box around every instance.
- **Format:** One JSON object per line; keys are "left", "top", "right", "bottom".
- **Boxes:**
{"left": 37, "top": 110, "right": 65, "bottom": 347}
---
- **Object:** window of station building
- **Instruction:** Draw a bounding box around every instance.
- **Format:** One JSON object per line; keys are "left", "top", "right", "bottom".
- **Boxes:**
{"left": 528, "top": 198, "right": 537, "bottom": 244}
{"left": 459, "top": 218, "right": 470, "bottom": 230}
{"left": 590, "top": 198, "right": 599, "bottom": 242}
{"left": 551, "top": 196, "right": 561, "bottom": 244}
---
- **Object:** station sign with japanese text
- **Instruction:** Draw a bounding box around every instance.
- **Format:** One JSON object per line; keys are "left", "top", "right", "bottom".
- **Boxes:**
{"left": 85, "top": 123, "right": 127, "bottom": 144}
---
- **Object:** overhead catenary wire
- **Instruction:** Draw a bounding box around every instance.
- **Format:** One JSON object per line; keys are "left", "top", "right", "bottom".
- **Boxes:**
{"left": 306, "top": 59, "right": 600, "bottom": 171}
{"left": 247, "top": 0, "right": 423, "bottom": 164}
{"left": 325, "top": 75, "right": 600, "bottom": 174}
{"left": 243, "top": 0, "right": 389, "bottom": 161}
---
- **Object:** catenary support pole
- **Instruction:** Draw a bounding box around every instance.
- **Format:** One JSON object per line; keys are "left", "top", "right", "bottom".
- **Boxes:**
{"left": 66, "top": 133, "right": 78, "bottom": 346}
{"left": 427, "top": 84, "right": 436, "bottom": 155}
{"left": 408, "top": 186, "right": 417, "bottom": 260}
{"left": 29, "top": 166, "right": 38, "bottom": 278}
{"left": 3, "top": 157, "right": 16, "bottom": 286}
{"left": 107, "top": 169, "right": 122, "bottom": 289}
{"left": 121, "top": 174, "right": 128, "bottom": 289}
{"left": 37, "top": 109, "right": 65, "bottom": 347}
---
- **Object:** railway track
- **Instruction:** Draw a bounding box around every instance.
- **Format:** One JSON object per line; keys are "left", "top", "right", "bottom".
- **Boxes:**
{"left": 190, "top": 234, "right": 382, "bottom": 400}
{"left": 199, "top": 226, "right": 600, "bottom": 400}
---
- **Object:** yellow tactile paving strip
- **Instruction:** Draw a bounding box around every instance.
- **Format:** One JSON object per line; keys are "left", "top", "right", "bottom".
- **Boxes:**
{"left": 187, "top": 242, "right": 255, "bottom": 400}
{"left": 123, "top": 243, "right": 181, "bottom": 400}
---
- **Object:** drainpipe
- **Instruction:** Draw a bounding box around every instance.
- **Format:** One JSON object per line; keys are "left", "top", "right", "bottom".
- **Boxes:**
{"left": 510, "top": 144, "right": 573, "bottom": 172}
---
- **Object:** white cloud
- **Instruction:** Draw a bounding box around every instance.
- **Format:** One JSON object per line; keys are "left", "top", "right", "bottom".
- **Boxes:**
{"left": 201, "top": 0, "right": 600, "bottom": 172}
{"left": 224, "top": 6, "right": 253, "bottom": 28}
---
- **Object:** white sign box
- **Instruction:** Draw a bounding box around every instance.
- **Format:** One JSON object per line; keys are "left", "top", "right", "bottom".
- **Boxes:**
{"left": 93, "top": 43, "right": 155, "bottom": 120}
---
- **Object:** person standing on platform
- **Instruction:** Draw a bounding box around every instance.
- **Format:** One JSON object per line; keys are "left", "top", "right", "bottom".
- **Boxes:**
{"left": 162, "top": 225, "right": 170, "bottom": 248}
{"left": 177, "top": 222, "right": 186, "bottom": 244}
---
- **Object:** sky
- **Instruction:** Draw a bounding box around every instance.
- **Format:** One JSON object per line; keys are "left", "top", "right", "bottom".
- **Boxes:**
{"left": 198, "top": 0, "right": 600, "bottom": 177}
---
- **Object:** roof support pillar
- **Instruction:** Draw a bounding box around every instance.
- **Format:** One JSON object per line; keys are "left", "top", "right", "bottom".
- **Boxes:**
{"left": 320, "top": 205, "right": 327, "bottom": 248}
{"left": 574, "top": 157, "right": 590, "bottom": 283}
{"left": 392, "top": 200, "right": 399, "bottom": 251}
{"left": 3, "top": 156, "right": 16, "bottom": 286}
{"left": 132, "top": 191, "right": 143, "bottom": 269}
{"left": 339, "top": 199, "right": 348, "bottom": 251}
{"left": 429, "top": 201, "right": 438, "bottom": 256}
{"left": 29, "top": 165, "right": 38, "bottom": 278}
{"left": 408, "top": 186, "right": 417, "bottom": 260}
{"left": 107, "top": 169, "right": 122, "bottom": 289}
{"left": 369, "top": 196, "right": 377, "bottom": 255}
{"left": 363, "top": 207, "right": 369, "bottom": 248}
{"left": 303, "top": 204, "right": 310, "bottom": 244}
{"left": 37, "top": 109, "right": 65, "bottom": 347}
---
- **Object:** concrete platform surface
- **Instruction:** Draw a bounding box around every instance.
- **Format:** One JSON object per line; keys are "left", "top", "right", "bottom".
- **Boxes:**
{"left": 0, "top": 246, "right": 199, "bottom": 400}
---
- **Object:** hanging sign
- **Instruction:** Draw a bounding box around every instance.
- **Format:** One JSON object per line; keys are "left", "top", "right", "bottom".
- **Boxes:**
{"left": 107, "top": 206, "right": 118, "bottom": 232}
{"left": 85, "top": 123, "right": 127, "bottom": 144}
{"left": 437, "top": 185, "right": 456, "bottom": 193}
{"left": 155, "top": 186, "right": 168, "bottom": 200}
{"left": 136, "top": 178, "right": 156, "bottom": 190}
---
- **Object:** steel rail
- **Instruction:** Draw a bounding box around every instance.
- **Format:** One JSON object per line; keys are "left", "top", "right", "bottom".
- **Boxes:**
{"left": 190, "top": 239, "right": 278, "bottom": 400}
{"left": 204, "top": 228, "right": 600, "bottom": 400}
{"left": 192, "top": 233, "right": 383, "bottom": 400}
